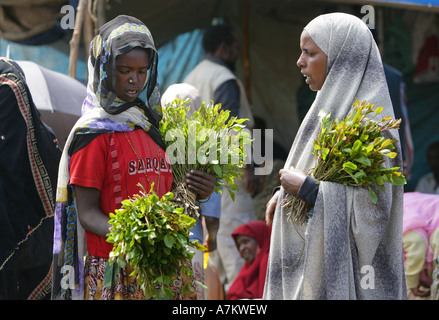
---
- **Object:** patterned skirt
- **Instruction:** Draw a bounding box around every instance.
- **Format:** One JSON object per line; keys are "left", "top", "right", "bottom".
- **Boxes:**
{"left": 84, "top": 254, "right": 197, "bottom": 300}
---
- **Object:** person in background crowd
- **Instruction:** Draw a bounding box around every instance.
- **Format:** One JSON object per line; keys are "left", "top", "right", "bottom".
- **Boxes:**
{"left": 227, "top": 220, "right": 271, "bottom": 300}
{"left": 184, "top": 24, "right": 262, "bottom": 294}
{"left": 0, "top": 57, "right": 61, "bottom": 299}
{"left": 415, "top": 141, "right": 439, "bottom": 194}
{"left": 402, "top": 192, "right": 439, "bottom": 299}
{"left": 161, "top": 83, "right": 221, "bottom": 300}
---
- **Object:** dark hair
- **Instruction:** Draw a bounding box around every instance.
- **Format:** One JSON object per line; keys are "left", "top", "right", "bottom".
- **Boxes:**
{"left": 202, "top": 24, "right": 236, "bottom": 54}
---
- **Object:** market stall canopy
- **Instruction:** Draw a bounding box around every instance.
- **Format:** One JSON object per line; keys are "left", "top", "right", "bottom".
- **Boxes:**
{"left": 102, "top": 0, "right": 439, "bottom": 47}
{"left": 0, "top": 0, "right": 67, "bottom": 44}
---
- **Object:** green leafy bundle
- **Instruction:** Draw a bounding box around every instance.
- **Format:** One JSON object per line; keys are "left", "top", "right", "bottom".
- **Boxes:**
{"left": 106, "top": 183, "right": 206, "bottom": 299}
{"left": 284, "top": 99, "right": 406, "bottom": 225}
{"left": 159, "top": 98, "right": 251, "bottom": 218}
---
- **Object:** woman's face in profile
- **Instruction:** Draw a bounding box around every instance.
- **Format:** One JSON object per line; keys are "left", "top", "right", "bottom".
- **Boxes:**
{"left": 297, "top": 30, "right": 328, "bottom": 91}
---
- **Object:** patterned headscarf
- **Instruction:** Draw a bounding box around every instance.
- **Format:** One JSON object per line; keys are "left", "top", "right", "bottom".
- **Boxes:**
{"left": 57, "top": 15, "right": 163, "bottom": 202}
{"left": 83, "top": 14, "right": 161, "bottom": 117}
{"left": 52, "top": 15, "right": 163, "bottom": 300}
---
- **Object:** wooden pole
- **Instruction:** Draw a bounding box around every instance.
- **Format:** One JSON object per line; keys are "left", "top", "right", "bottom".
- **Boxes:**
{"left": 96, "top": 0, "right": 106, "bottom": 30}
{"left": 69, "top": 0, "right": 87, "bottom": 79}
{"left": 83, "top": 11, "right": 94, "bottom": 59}
{"left": 88, "top": 0, "right": 106, "bottom": 33}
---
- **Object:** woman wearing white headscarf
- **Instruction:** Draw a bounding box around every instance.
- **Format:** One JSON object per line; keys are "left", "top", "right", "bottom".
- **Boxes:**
{"left": 263, "top": 13, "right": 406, "bottom": 299}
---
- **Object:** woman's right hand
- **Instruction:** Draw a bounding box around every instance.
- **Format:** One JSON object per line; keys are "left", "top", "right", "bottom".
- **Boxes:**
{"left": 279, "top": 166, "right": 307, "bottom": 196}
{"left": 265, "top": 189, "right": 280, "bottom": 226}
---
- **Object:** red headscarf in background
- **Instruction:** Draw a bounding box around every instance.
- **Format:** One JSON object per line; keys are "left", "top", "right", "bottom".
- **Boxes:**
{"left": 227, "top": 220, "right": 272, "bottom": 300}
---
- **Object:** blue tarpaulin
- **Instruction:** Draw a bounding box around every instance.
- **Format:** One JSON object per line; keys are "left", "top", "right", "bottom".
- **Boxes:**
{"left": 157, "top": 29, "right": 205, "bottom": 94}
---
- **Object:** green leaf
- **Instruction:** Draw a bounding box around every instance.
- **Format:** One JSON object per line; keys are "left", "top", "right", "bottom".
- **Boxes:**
{"left": 173, "top": 207, "right": 184, "bottom": 214}
{"left": 163, "top": 286, "right": 174, "bottom": 299}
{"left": 376, "top": 176, "right": 384, "bottom": 186}
{"left": 213, "top": 164, "right": 222, "bottom": 176}
{"left": 354, "top": 170, "right": 366, "bottom": 180}
{"left": 194, "top": 280, "right": 207, "bottom": 289}
{"left": 228, "top": 188, "right": 236, "bottom": 201}
{"left": 390, "top": 174, "right": 407, "bottom": 186}
{"left": 116, "top": 256, "right": 127, "bottom": 268}
{"left": 161, "top": 192, "right": 174, "bottom": 201}
{"left": 321, "top": 148, "right": 330, "bottom": 160}
{"left": 375, "top": 106, "right": 383, "bottom": 115}
{"left": 164, "top": 234, "right": 175, "bottom": 249}
{"left": 381, "top": 138, "right": 392, "bottom": 149}
{"left": 313, "top": 141, "right": 321, "bottom": 150}
{"left": 351, "top": 140, "right": 362, "bottom": 156}
{"left": 191, "top": 241, "right": 208, "bottom": 251}
{"left": 369, "top": 187, "right": 378, "bottom": 204}
{"left": 343, "top": 161, "right": 357, "bottom": 170}
{"left": 354, "top": 155, "right": 371, "bottom": 166}
{"left": 384, "top": 152, "right": 397, "bottom": 159}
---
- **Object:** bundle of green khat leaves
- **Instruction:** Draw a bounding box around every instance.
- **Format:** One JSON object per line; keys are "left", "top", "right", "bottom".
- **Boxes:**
{"left": 283, "top": 99, "right": 406, "bottom": 225}
{"left": 106, "top": 183, "right": 206, "bottom": 299}
{"left": 159, "top": 98, "right": 251, "bottom": 219}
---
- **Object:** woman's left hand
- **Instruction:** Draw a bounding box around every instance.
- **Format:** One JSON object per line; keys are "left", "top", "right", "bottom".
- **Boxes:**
{"left": 280, "top": 166, "right": 307, "bottom": 196}
{"left": 186, "top": 170, "right": 216, "bottom": 200}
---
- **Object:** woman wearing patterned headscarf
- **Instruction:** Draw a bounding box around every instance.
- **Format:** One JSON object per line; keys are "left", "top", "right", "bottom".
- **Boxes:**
{"left": 264, "top": 13, "right": 406, "bottom": 299}
{"left": 52, "top": 15, "right": 215, "bottom": 300}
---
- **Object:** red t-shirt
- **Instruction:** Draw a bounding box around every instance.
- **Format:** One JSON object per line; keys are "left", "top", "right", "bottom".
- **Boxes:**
{"left": 69, "top": 129, "right": 173, "bottom": 258}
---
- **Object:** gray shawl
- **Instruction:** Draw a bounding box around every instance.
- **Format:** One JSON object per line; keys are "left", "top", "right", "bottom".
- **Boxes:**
{"left": 263, "top": 13, "right": 406, "bottom": 300}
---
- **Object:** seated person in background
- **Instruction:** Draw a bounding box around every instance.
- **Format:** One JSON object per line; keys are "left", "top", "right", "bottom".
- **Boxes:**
{"left": 415, "top": 141, "right": 439, "bottom": 194}
{"left": 226, "top": 220, "right": 271, "bottom": 300}
{"left": 403, "top": 192, "right": 439, "bottom": 299}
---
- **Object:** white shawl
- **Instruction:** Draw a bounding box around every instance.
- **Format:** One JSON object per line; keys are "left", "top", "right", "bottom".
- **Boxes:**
{"left": 263, "top": 13, "right": 406, "bottom": 300}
